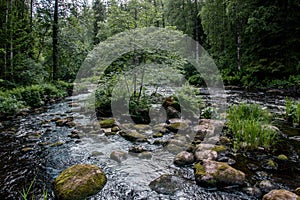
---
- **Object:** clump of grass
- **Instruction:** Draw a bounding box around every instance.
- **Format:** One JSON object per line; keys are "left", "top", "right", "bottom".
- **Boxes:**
{"left": 227, "top": 103, "right": 277, "bottom": 151}
{"left": 20, "top": 178, "right": 48, "bottom": 200}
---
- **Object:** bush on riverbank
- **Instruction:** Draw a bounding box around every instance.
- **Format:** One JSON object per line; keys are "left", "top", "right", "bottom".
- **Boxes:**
{"left": 0, "top": 81, "right": 72, "bottom": 116}
{"left": 285, "top": 98, "right": 300, "bottom": 126}
{"left": 227, "top": 103, "right": 278, "bottom": 151}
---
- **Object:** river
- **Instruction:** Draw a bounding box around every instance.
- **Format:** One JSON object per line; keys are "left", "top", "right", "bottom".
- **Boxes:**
{"left": 0, "top": 88, "right": 299, "bottom": 199}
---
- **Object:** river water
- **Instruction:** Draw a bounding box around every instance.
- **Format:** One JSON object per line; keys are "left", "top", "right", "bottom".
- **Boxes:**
{"left": 0, "top": 89, "right": 299, "bottom": 199}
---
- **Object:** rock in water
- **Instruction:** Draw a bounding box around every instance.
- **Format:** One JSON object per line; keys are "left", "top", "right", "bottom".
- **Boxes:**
{"left": 263, "top": 189, "right": 299, "bottom": 200}
{"left": 174, "top": 151, "right": 194, "bottom": 166}
{"left": 194, "top": 160, "right": 245, "bottom": 187}
{"left": 54, "top": 164, "right": 107, "bottom": 200}
{"left": 149, "top": 174, "right": 185, "bottom": 195}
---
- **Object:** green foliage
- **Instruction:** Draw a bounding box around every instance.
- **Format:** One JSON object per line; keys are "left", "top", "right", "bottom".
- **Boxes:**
{"left": 20, "top": 177, "right": 48, "bottom": 200}
{"left": 227, "top": 103, "right": 277, "bottom": 151}
{"left": 20, "top": 178, "right": 35, "bottom": 200}
{"left": 200, "top": 106, "right": 218, "bottom": 119}
{"left": 0, "top": 82, "right": 70, "bottom": 116}
{"left": 285, "top": 98, "right": 300, "bottom": 126}
{"left": 0, "top": 91, "right": 24, "bottom": 116}
{"left": 174, "top": 83, "right": 203, "bottom": 118}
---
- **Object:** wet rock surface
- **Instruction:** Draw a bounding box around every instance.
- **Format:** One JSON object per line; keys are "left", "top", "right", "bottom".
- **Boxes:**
{"left": 53, "top": 164, "right": 107, "bottom": 200}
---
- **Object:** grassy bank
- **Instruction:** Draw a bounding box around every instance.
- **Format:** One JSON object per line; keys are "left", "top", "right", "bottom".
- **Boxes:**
{"left": 0, "top": 81, "right": 73, "bottom": 117}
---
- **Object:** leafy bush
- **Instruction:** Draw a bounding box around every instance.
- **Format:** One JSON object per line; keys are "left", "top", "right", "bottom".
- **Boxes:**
{"left": 285, "top": 98, "right": 300, "bottom": 126}
{"left": 0, "top": 92, "right": 24, "bottom": 115}
{"left": 40, "top": 84, "right": 64, "bottom": 101}
{"left": 0, "top": 82, "right": 70, "bottom": 116}
{"left": 227, "top": 103, "right": 277, "bottom": 151}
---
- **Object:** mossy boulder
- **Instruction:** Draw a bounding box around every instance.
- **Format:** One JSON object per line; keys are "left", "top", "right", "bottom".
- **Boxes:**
{"left": 99, "top": 118, "right": 115, "bottom": 128}
{"left": 211, "top": 145, "right": 227, "bottom": 153}
{"left": 119, "top": 130, "right": 147, "bottom": 142}
{"left": 277, "top": 154, "right": 288, "bottom": 161}
{"left": 194, "top": 160, "right": 245, "bottom": 187}
{"left": 53, "top": 164, "right": 107, "bottom": 200}
{"left": 263, "top": 189, "right": 300, "bottom": 200}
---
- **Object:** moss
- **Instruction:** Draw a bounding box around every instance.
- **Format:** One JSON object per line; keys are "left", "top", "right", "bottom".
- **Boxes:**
{"left": 54, "top": 164, "right": 107, "bottom": 200}
{"left": 169, "top": 122, "right": 188, "bottom": 130}
{"left": 153, "top": 132, "right": 163, "bottom": 138}
{"left": 119, "top": 130, "right": 147, "bottom": 142}
{"left": 277, "top": 154, "right": 288, "bottom": 161}
{"left": 267, "top": 159, "right": 276, "bottom": 168}
{"left": 194, "top": 163, "right": 206, "bottom": 176}
{"left": 211, "top": 145, "right": 227, "bottom": 152}
{"left": 99, "top": 119, "right": 115, "bottom": 128}
{"left": 50, "top": 141, "right": 64, "bottom": 147}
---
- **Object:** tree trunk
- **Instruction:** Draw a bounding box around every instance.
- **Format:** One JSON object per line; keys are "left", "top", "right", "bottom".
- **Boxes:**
{"left": 194, "top": 0, "right": 199, "bottom": 60}
{"left": 9, "top": 0, "right": 13, "bottom": 81}
{"left": 53, "top": 0, "right": 59, "bottom": 81}
{"left": 4, "top": 0, "right": 9, "bottom": 81}
{"left": 160, "top": 0, "right": 165, "bottom": 28}
{"left": 237, "top": 21, "right": 241, "bottom": 71}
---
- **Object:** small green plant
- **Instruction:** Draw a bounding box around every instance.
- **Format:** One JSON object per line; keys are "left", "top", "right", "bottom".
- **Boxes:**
{"left": 200, "top": 106, "right": 219, "bottom": 119}
{"left": 20, "top": 178, "right": 48, "bottom": 200}
{"left": 227, "top": 103, "right": 277, "bottom": 151}
{"left": 20, "top": 178, "right": 35, "bottom": 200}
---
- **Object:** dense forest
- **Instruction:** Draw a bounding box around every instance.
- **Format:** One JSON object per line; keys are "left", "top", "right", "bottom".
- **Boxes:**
{"left": 0, "top": 0, "right": 299, "bottom": 88}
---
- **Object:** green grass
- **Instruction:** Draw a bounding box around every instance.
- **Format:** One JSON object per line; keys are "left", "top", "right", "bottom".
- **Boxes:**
{"left": 227, "top": 103, "right": 277, "bottom": 151}
{"left": 20, "top": 178, "right": 48, "bottom": 200}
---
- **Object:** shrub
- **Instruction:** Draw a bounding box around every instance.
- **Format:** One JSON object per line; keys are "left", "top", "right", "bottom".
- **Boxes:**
{"left": 0, "top": 82, "right": 70, "bottom": 116}
{"left": 40, "top": 84, "right": 64, "bottom": 102}
{"left": 227, "top": 103, "right": 277, "bottom": 151}
{"left": 0, "top": 92, "right": 24, "bottom": 115}
{"left": 20, "top": 85, "right": 43, "bottom": 107}
{"left": 285, "top": 98, "right": 300, "bottom": 126}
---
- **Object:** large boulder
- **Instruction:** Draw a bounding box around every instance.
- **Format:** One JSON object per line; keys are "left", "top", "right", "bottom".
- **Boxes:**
{"left": 263, "top": 189, "right": 299, "bottom": 200}
{"left": 53, "top": 164, "right": 107, "bottom": 200}
{"left": 194, "top": 160, "right": 245, "bottom": 187}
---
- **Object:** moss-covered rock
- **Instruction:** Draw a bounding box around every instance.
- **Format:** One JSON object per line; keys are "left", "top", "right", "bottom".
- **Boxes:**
{"left": 211, "top": 145, "right": 227, "bottom": 153}
{"left": 263, "top": 189, "right": 300, "bottom": 200}
{"left": 153, "top": 132, "right": 163, "bottom": 138}
{"left": 194, "top": 160, "right": 245, "bottom": 187}
{"left": 53, "top": 164, "right": 107, "bottom": 200}
{"left": 277, "top": 154, "right": 288, "bottom": 161}
{"left": 119, "top": 130, "right": 147, "bottom": 142}
{"left": 99, "top": 118, "right": 115, "bottom": 128}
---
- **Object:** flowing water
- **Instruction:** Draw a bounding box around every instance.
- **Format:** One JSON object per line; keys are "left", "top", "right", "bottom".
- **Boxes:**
{"left": 0, "top": 89, "right": 299, "bottom": 200}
